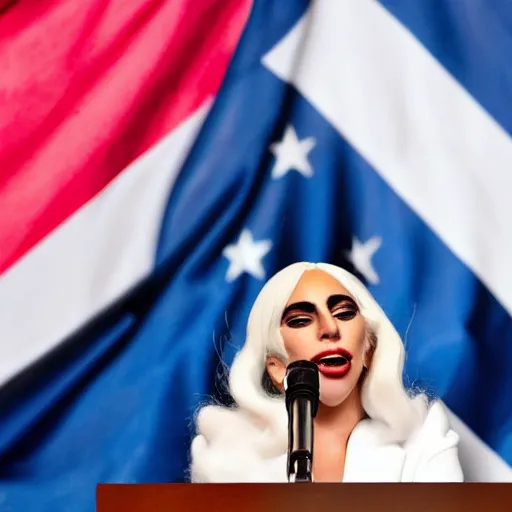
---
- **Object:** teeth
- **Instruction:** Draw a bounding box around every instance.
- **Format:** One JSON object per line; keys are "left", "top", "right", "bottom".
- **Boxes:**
{"left": 320, "top": 355, "right": 342, "bottom": 360}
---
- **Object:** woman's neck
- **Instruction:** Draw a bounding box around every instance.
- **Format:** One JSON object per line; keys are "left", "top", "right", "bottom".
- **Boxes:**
{"left": 312, "top": 387, "right": 366, "bottom": 482}
{"left": 315, "top": 386, "right": 366, "bottom": 436}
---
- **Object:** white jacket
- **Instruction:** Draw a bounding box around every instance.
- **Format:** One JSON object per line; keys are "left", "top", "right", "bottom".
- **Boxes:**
{"left": 337, "top": 400, "right": 463, "bottom": 482}
{"left": 192, "top": 401, "right": 464, "bottom": 482}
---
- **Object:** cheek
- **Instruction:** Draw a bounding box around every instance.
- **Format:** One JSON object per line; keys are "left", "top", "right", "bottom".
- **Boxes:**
{"left": 343, "top": 320, "right": 367, "bottom": 358}
{"left": 281, "top": 327, "right": 315, "bottom": 361}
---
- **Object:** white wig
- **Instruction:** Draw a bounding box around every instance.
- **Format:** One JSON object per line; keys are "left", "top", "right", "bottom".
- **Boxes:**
{"left": 190, "top": 262, "right": 428, "bottom": 482}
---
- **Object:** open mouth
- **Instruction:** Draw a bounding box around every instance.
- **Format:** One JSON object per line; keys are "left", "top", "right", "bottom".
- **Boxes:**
{"left": 311, "top": 349, "right": 352, "bottom": 378}
{"left": 316, "top": 355, "right": 350, "bottom": 367}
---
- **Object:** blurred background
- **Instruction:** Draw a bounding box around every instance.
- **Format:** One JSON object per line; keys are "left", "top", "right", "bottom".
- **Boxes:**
{"left": 1, "top": 0, "right": 512, "bottom": 510}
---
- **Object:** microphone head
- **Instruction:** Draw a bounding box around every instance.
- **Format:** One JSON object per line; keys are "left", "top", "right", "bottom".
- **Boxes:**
{"left": 284, "top": 360, "right": 320, "bottom": 417}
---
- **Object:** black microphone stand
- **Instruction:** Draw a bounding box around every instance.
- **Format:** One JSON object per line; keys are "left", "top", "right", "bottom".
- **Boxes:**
{"left": 284, "top": 360, "right": 320, "bottom": 483}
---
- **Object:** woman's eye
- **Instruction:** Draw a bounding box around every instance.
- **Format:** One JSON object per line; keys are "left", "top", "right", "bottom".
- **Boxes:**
{"left": 287, "top": 317, "right": 311, "bottom": 328}
{"left": 334, "top": 309, "right": 357, "bottom": 321}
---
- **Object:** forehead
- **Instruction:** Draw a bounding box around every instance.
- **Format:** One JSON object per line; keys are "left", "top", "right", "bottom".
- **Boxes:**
{"left": 285, "top": 269, "right": 352, "bottom": 305}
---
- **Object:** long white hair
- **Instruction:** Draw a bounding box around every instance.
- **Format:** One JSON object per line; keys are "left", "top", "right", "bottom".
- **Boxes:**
{"left": 190, "top": 262, "right": 428, "bottom": 482}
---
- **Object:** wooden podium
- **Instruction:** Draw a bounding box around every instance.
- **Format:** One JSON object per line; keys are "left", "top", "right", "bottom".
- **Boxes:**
{"left": 97, "top": 483, "right": 512, "bottom": 512}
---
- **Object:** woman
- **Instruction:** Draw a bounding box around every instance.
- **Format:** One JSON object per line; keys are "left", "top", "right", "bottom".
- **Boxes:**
{"left": 190, "top": 262, "right": 464, "bottom": 482}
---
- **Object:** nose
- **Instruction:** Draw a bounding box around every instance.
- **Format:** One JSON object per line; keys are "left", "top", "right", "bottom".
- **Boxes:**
{"left": 318, "top": 313, "right": 340, "bottom": 341}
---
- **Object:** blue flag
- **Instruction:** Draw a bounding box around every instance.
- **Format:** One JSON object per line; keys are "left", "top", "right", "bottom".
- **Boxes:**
{"left": 1, "top": 1, "right": 512, "bottom": 510}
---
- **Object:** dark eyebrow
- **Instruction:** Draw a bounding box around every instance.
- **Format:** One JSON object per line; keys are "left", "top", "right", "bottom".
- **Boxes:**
{"left": 281, "top": 295, "right": 357, "bottom": 322}
{"left": 327, "top": 294, "right": 357, "bottom": 310}
{"left": 281, "top": 301, "right": 316, "bottom": 321}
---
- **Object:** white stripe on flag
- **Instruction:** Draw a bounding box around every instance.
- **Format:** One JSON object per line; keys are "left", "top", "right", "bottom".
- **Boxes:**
{"left": 0, "top": 100, "right": 211, "bottom": 387}
{"left": 262, "top": 0, "right": 512, "bottom": 480}
{"left": 262, "top": 0, "right": 512, "bottom": 318}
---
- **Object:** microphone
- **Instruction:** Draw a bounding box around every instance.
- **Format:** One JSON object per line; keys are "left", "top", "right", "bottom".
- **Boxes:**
{"left": 284, "top": 360, "right": 320, "bottom": 483}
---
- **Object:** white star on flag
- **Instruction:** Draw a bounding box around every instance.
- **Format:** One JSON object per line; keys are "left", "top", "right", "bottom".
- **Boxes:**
{"left": 345, "top": 236, "right": 382, "bottom": 285}
{"left": 222, "top": 229, "right": 272, "bottom": 282}
{"left": 269, "top": 125, "right": 316, "bottom": 179}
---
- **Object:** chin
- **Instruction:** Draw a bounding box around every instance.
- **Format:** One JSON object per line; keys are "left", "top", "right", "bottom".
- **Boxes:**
{"left": 318, "top": 375, "right": 354, "bottom": 408}
{"left": 319, "top": 396, "right": 348, "bottom": 408}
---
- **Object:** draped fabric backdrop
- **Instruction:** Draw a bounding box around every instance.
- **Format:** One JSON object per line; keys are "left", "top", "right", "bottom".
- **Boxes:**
{"left": 1, "top": 1, "right": 512, "bottom": 510}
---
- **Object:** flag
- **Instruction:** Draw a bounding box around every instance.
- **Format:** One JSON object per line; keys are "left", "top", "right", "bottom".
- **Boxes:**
{"left": 1, "top": 0, "right": 512, "bottom": 509}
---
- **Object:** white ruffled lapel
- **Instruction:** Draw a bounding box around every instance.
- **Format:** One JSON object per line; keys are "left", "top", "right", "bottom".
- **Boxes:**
{"left": 260, "top": 418, "right": 406, "bottom": 483}
{"left": 342, "top": 419, "right": 406, "bottom": 482}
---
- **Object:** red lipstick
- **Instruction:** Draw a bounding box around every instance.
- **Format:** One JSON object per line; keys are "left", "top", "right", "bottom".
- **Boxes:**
{"left": 311, "top": 348, "right": 352, "bottom": 378}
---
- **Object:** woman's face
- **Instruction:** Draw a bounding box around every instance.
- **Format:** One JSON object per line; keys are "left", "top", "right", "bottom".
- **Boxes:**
{"left": 266, "top": 269, "right": 368, "bottom": 407}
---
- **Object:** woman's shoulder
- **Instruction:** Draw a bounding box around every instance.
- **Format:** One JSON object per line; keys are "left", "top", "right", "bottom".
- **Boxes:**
{"left": 408, "top": 399, "right": 457, "bottom": 444}
{"left": 189, "top": 403, "right": 288, "bottom": 483}
{"left": 402, "top": 399, "right": 464, "bottom": 482}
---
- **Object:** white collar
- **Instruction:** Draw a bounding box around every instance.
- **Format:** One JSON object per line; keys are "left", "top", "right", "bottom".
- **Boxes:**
{"left": 342, "top": 418, "right": 406, "bottom": 482}
{"left": 263, "top": 418, "right": 406, "bottom": 483}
